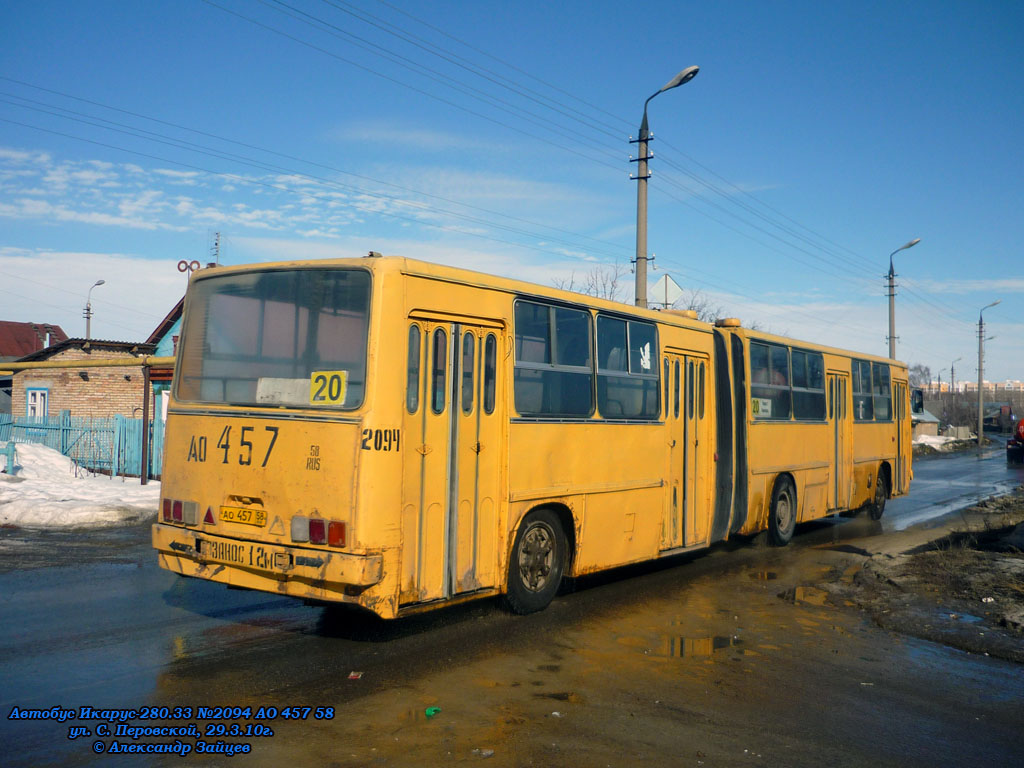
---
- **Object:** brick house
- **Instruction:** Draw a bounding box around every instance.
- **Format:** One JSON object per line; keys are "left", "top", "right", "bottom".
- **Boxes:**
{"left": 11, "top": 339, "right": 157, "bottom": 419}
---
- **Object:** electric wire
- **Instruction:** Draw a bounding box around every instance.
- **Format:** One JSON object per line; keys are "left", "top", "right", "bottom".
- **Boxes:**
{"left": 0, "top": 77, "right": 631, "bottom": 258}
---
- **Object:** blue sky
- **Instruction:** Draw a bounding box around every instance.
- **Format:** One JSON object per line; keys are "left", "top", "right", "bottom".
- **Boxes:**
{"left": 1, "top": 0, "right": 1021, "bottom": 383}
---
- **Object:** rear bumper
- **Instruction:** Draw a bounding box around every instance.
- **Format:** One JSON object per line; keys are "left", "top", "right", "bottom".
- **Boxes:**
{"left": 151, "top": 523, "right": 383, "bottom": 599}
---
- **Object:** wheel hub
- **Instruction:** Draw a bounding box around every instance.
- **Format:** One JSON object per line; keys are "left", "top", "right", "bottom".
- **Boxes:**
{"left": 519, "top": 524, "right": 554, "bottom": 591}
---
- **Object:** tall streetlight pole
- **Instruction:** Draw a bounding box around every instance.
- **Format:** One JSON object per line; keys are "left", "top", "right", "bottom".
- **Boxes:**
{"left": 886, "top": 238, "right": 921, "bottom": 359}
{"left": 977, "top": 300, "right": 1000, "bottom": 449}
{"left": 632, "top": 65, "right": 699, "bottom": 308}
{"left": 950, "top": 356, "right": 961, "bottom": 393}
{"left": 84, "top": 279, "right": 105, "bottom": 340}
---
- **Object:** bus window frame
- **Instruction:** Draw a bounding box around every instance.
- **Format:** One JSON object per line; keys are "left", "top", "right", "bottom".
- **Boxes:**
{"left": 431, "top": 327, "right": 448, "bottom": 415}
{"left": 173, "top": 265, "right": 372, "bottom": 411}
{"left": 512, "top": 298, "right": 595, "bottom": 419}
{"left": 406, "top": 324, "right": 421, "bottom": 414}
{"left": 595, "top": 313, "right": 660, "bottom": 421}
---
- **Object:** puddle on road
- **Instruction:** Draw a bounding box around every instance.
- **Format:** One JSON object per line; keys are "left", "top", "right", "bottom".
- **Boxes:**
{"left": 654, "top": 635, "right": 742, "bottom": 659}
{"left": 780, "top": 586, "right": 830, "bottom": 606}
{"left": 615, "top": 632, "right": 745, "bottom": 660}
{"left": 943, "top": 611, "right": 984, "bottom": 624}
{"left": 532, "top": 691, "right": 582, "bottom": 703}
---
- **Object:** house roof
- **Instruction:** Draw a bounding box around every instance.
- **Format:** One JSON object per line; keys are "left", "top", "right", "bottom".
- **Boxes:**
{"left": 14, "top": 338, "right": 157, "bottom": 364}
{"left": 146, "top": 297, "right": 184, "bottom": 345}
{"left": 0, "top": 321, "right": 69, "bottom": 360}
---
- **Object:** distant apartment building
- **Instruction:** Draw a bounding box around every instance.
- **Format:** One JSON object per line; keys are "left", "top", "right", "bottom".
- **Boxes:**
{"left": 963, "top": 380, "right": 1000, "bottom": 394}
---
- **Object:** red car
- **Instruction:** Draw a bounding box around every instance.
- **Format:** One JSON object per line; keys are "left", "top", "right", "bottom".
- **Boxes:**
{"left": 1009, "top": 418, "right": 1024, "bottom": 463}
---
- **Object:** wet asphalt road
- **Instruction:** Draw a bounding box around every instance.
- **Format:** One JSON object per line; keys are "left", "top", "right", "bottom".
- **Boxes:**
{"left": 1, "top": 442, "right": 1022, "bottom": 767}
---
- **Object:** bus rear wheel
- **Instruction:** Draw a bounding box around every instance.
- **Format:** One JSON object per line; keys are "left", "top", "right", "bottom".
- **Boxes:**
{"left": 768, "top": 477, "right": 797, "bottom": 546}
{"left": 503, "top": 509, "right": 566, "bottom": 615}
{"left": 869, "top": 470, "right": 888, "bottom": 520}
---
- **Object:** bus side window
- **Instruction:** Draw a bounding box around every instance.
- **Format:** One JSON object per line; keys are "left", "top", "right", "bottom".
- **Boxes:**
{"left": 407, "top": 325, "right": 421, "bottom": 414}
{"left": 431, "top": 328, "right": 447, "bottom": 414}
{"left": 461, "top": 331, "right": 475, "bottom": 415}
{"left": 687, "top": 361, "right": 695, "bottom": 418}
{"left": 698, "top": 362, "right": 705, "bottom": 418}
{"left": 673, "top": 359, "right": 680, "bottom": 418}
{"left": 483, "top": 334, "right": 497, "bottom": 414}
{"left": 663, "top": 357, "right": 669, "bottom": 418}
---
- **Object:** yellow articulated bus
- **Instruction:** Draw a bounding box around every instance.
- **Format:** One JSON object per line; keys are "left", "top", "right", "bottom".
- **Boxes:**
{"left": 152, "top": 255, "right": 912, "bottom": 618}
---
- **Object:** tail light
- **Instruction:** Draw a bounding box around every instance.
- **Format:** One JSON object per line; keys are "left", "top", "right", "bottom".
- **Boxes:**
{"left": 308, "top": 519, "right": 326, "bottom": 545}
{"left": 290, "top": 516, "right": 346, "bottom": 548}
{"left": 328, "top": 521, "right": 346, "bottom": 548}
{"left": 161, "top": 498, "right": 199, "bottom": 526}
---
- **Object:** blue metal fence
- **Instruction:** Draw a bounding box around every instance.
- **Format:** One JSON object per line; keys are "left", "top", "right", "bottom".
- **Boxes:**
{"left": 0, "top": 410, "right": 164, "bottom": 478}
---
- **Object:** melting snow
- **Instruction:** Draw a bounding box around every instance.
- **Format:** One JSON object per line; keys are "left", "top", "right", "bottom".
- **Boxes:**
{"left": 0, "top": 441, "right": 160, "bottom": 528}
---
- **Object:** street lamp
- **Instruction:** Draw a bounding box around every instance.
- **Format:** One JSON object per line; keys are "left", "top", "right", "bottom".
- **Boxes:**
{"left": 950, "top": 357, "right": 962, "bottom": 393}
{"left": 633, "top": 65, "right": 699, "bottom": 308}
{"left": 977, "top": 300, "right": 1000, "bottom": 449}
{"left": 84, "top": 279, "right": 105, "bottom": 340}
{"left": 886, "top": 238, "right": 921, "bottom": 359}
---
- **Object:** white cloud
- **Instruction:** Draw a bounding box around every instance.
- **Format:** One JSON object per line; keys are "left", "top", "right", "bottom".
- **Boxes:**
{"left": 912, "top": 277, "right": 1024, "bottom": 295}
{"left": 0, "top": 249, "right": 187, "bottom": 342}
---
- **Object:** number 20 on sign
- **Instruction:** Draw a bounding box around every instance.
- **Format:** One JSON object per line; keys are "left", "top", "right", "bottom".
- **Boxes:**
{"left": 310, "top": 371, "right": 348, "bottom": 405}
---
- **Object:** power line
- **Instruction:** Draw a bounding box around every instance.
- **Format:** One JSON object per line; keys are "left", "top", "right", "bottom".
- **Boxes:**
{"left": 200, "top": 0, "right": 623, "bottom": 171}
{"left": 0, "top": 77, "right": 631, "bottom": 258}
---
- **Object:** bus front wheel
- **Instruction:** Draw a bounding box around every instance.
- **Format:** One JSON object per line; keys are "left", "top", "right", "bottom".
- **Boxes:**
{"left": 503, "top": 509, "right": 566, "bottom": 615}
{"left": 768, "top": 477, "right": 797, "bottom": 546}
{"left": 869, "top": 470, "right": 888, "bottom": 520}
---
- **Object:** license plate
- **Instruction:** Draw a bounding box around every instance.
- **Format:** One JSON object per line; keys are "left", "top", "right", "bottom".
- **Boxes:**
{"left": 219, "top": 506, "right": 267, "bottom": 527}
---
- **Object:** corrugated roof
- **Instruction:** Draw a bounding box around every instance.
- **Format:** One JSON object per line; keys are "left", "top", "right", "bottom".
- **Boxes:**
{"left": 0, "top": 321, "right": 69, "bottom": 358}
{"left": 14, "top": 338, "right": 156, "bottom": 363}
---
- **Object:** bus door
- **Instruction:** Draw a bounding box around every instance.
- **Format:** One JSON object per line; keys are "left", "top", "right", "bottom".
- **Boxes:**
{"left": 662, "top": 355, "right": 684, "bottom": 549}
{"left": 894, "top": 381, "right": 908, "bottom": 494}
{"left": 827, "top": 372, "right": 852, "bottom": 510}
{"left": 687, "top": 358, "right": 710, "bottom": 546}
{"left": 662, "top": 354, "right": 705, "bottom": 550}
{"left": 401, "top": 319, "right": 504, "bottom": 604}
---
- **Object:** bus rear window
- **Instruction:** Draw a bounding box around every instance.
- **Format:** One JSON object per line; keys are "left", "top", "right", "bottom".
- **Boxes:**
{"left": 176, "top": 268, "right": 370, "bottom": 409}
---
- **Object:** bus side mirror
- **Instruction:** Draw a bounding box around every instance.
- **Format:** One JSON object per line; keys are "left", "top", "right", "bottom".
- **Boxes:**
{"left": 911, "top": 388, "right": 924, "bottom": 414}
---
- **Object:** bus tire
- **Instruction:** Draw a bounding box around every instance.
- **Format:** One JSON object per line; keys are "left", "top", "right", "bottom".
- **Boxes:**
{"left": 768, "top": 476, "right": 797, "bottom": 546}
{"left": 503, "top": 509, "right": 566, "bottom": 615}
{"left": 869, "top": 469, "right": 888, "bottom": 520}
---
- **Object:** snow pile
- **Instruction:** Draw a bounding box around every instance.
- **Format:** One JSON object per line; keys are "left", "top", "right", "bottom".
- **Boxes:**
{"left": 0, "top": 441, "right": 160, "bottom": 528}
{"left": 913, "top": 434, "right": 967, "bottom": 451}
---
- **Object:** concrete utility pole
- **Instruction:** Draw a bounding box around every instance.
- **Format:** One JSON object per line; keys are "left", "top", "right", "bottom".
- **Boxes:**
{"left": 951, "top": 357, "right": 962, "bottom": 393}
{"left": 84, "top": 279, "right": 105, "bottom": 340}
{"left": 977, "top": 300, "right": 1000, "bottom": 449}
{"left": 632, "top": 65, "right": 699, "bottom": 308}
{"left": 886, "top": 238, "right": 921, "bottom": 359}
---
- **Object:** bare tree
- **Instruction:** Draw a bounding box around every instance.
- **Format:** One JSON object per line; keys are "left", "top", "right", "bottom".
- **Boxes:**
{"left": 673, "top": 288, "right": 724, "bottom": 324}
{"left": 553, "top": 263, "right": 629, "bottom": 303}
{"left": 908, "top": 363, "right": 931, "bottom": 388}
{"left": 554, "top": 267, "right": 763, "bottom": 329}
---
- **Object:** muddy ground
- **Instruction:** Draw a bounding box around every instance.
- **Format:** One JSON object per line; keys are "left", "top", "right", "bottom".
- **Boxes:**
{"left": 830, "top": 488, "right": 1024, "bottom": 664}
{"left": 229, "top": 493, "right": 1024, "bottom": 768}
{"left": 7, "top": 484, "right": 1022, "bottom": 767}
